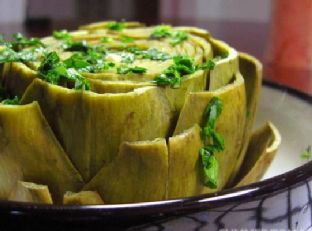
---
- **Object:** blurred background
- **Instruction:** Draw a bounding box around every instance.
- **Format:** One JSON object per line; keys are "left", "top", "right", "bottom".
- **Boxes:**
{"left": 0, "top": 0, "right": 311, "bottom": 94}
{"left": 0, "top": 0, "right": 270, "bottom": 60}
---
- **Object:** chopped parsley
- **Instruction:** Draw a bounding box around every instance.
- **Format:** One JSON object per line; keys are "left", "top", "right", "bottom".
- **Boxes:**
{"left": 170, "top": 31, "right": 188, "bottom": 46}
{"left": 198, "top": 59, "right": 216, "bottom": 71}
{"left": 117, "top": 65, "right": 147, "bottom": 74}
{"left": 106, "top": 21, "right": 125, "bottom": 31}
{"left": 301, "top": 145, "right": 312, "bottom": 160}
{"left": 120, "top": 35, "right": 134, "bottom": 43}
{"left": 120, "top": 52, "right": 135, "bottom": 64}
{"left": 1, "top": 96, "right": 20, "bottom": 105}
{"left": 38, "top": 52, "right": 90, "bottom": 90}
{"left": 11, "top": 33, "right": 45, "bottom": 50}
{"left": 154, "top": 55, "right": 196, "bottom": 88}
{"left": 53, "top": 30, "right": 71, "bottom": 41}
{"left": 100, "top": 37, "right": 113, "bottom": 43}
{"left": 0, "top": 47, "right": 45, "bottom": 63}
{"left": 127, "top": 47, "right": 171, "bottom": 61}
{"left": 63, "top": 40, "right": 90, "bottom": 52}
{"left": 150, "top": 25, "right": 189, "bottom": 46}
{"left": 198, "top": 52, "right": 230, "bottom": 71}
{"left": 199, "top": 97, "right": 224, "bottom": 188}
{"left": 150, "top": 25, "right": 172, "bottom": 39}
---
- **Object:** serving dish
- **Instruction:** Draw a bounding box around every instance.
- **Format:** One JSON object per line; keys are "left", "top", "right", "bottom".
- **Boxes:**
{"left": 0, "top": 81, "right": 311, "bottom": 230}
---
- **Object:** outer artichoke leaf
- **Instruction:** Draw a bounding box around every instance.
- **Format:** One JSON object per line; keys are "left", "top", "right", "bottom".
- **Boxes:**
{"left": 163, "top": 70, "right": 206, "bottom": 113}
{"left": 0, "top": 102, "right": 84, "bottom": 203}
{"left": 84, "top": 138, "right": 168, "bottom": 204}
{"left": 227, "top": 52, "right": 263, "bottom": 187}
{"left": 2, "top": 62, "right": 38, "bottom": 98}
{"left": 90, "top": 79, "right": 152, "bottom": 94}
{"left": 168, "top": 124, "right": 218, "bottom": 199}
{"left": 63, "top": 191, "right": 104, "bottom": 205}
{"left": 9, "top": 181, "right": 53, "bottom": 204}
{"left": 235, "top": 122, "right": 281, "bottom": 187}
{"left": 173, "top": 73, "right": 246, "bottom": 189}
{"left": 208, "top": 38, "right": 239, "bottom": 91}
{"left": 0, "top": 155, "right": 23, "bottom": 200}
{"left": 21, "top": 80, "right": 174, "bottom": 181}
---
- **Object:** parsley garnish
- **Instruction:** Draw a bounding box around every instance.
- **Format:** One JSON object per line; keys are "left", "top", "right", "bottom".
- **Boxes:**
{"left": 120, "top": 52, "right": 135, "bottom": 64}
{"left": 117, "top": 65, "right": 147, "bottom": 74}
{"left": 1, "top": 96, "right": 20, "bottom": 105}
{"left": 106, "top": 21, "right": 125, "bottom": 31}
{"left": 198, "top": 59, "right": 215, "bottom": 71}
{"left": 120, "top": 35, "right": 134, "bottom": 43}
{"left": 170, "top": 31, "right": 188, "bottom": 46}
{"left": 101, "top": 37, "right": 113, "bottom": 43}
{"left": 150, "top": 25, "right": 172, "bottom": 39}
{"left": 53, "top": 30, "right": 71, "bottom": 41}
{"left": 150, "top": 25, "right": 189, "bottom": 46}
{"left": 127, "top": 47, "right": 171, "bottom": 61}
{"left": 199, "top": 97, "right": 224, "bottom": 188}
{"left": 301, "top": 145, "right": 312, "bottom": 160}
{"left": 64, "top": 52, "right": 114, "bottom": 73}
{"left": 154, "top": 55, "right": 196, "bottom": 88}
{"left": 11, "top": 33, "right": 45, "bottom": 50}
{"left": 63, "top": 40, "right": 90, "bottom": 52}
{"left": 198, "top": 52, "right": 230, "bottom": 71}
{"left": 0, "top": 47, "right": 44, "bottom": 63}
{"left": 141, "top": 48, "right": 171, "bottom": 61}
{"left": 38, "top": 52, "right": 90, "bottom": 90}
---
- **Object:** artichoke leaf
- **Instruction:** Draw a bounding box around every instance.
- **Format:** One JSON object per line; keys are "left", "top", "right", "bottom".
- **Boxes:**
{"left": 208, "top": 38, "right": 239, "bottom": 91}
{"left": 21, "top": 80, "right": 174, "bottom": 181}
{"left": 168, "top": 124, "right": 219, "bottom": 199}
{"left": 2, "top": 62, "right": 39, "bottom": 98}
{"left": 0, "top": 102, "right": 84, "bottom": 203}
{"left": 174, "top": 73, "right": 246, "bottom": 190}
{"left": 9, "top": 181, "right": 53, "bottom": 204}
{"left": 226, "top": 52, "right": 263, "bottom": 187}
{"left": 235, "top": 122, "right": 281, "bottom": 187}
{"left": 63, "top": 191, "right": 104, "bottom": 205}
{"left": 0, "top": 155, "right": 23, "bottom": 200}
{"left": 90, "top": 79, "right": 152, "bottom": 94}
{"left": 84, "top": 138, "right": 168, "bottom": 204}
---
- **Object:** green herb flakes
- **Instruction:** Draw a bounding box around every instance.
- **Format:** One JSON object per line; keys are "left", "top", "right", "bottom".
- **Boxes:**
{"left": 53, "top": 30, "right": 71, "bottom": 41}
{"left": 150, "top": 25, "right": 172, "bottom": 39}
{"left": 301, "top": 145, "right": 312, "bottom": 160}
{"left": 38, "top": 52, "right": 90, "bottom": 90}
{"left": 101, "top": 37, "right": 113, "bottom": 43}
{"left": 117, "top": 65, "right": 146, "bottom": 75}
{"left": 170, "top": 31, "right": 188, "bottom": 46}
{"left": 120, "top": 35, "right": 134, "bottom": 43}
{"left": 106, "top": 21, "right": 125, "bottom": 31}
{"left": 150, "top": 25, "right": 189, "bottom": 46}
{"left": 199, "top": 97, "right": 224, "bottom": 188}
{"left": 1, "top": 96, "right": 20, "bottom": 105}
{"left": 154, "top": 55, "right": 195, "bottom": 88}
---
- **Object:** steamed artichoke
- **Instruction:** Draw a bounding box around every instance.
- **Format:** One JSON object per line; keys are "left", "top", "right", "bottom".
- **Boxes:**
{"left": 0, "top": 21, "right": 280, "bottom": 204}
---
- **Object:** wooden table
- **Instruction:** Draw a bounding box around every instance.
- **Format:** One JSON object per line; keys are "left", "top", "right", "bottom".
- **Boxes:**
{"left": 1, "top": 19, "right": 311, "bottom": 96}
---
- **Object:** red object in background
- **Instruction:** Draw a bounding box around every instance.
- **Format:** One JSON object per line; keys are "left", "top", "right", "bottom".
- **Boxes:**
{"left": 267, "top": 0, "right": 312, "bottom": 69}
{"left": 266, "top": 0, "right": 312, "bottom": 95}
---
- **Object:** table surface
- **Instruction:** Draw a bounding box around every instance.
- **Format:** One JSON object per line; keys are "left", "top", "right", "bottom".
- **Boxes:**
{"left": 1, "top": 19, "right": 311, "bottom": 96}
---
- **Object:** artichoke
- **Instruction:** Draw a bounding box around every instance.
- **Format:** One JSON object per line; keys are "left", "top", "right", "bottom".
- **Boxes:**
{"left": 0, "top": 21, "right": 281, "bottom": 204}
